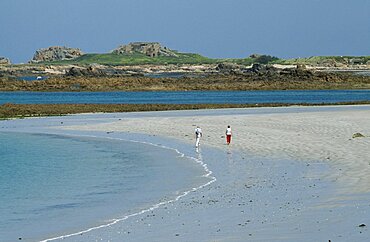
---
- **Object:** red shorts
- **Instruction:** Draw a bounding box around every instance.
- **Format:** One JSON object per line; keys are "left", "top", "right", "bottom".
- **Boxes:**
{"left": 226, "top": 135, "right": 231, "bottom": 143}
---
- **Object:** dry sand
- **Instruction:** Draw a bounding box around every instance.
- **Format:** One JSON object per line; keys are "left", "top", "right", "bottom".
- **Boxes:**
{"left": 68, "top": 106, "right": 370, "bottom": 193}
{"left": 55, "top": 105, "right": 370, "bottom": 241}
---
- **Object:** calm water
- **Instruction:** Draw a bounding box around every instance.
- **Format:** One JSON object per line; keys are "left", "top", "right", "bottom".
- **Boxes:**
{"left": 0, "top": 90, "right": 369, "bottom": 104}
{"left": 17, "top": 76, "right": 48, "bottom": 81}
{"left": 0, "top": 132, "right": 206, "bottom": 242}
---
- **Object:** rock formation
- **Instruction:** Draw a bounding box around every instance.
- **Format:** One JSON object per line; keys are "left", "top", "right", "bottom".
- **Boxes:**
{"left": 216, "top": 63, "right": 246, "bottom": 74}
{"left": 112, "top": 42, "right": 178, "bottom": 57}
{"left": 0, "top": 57, "right": 11, "bottom": 65}
{"left": 296, "top": 64, "right": 306, "bottom": 70}
{"left": 30, "top": 46, "right": 83, "bottom": 63}
{"left": 65, "top": 65, "right": 106, "bottom": 77}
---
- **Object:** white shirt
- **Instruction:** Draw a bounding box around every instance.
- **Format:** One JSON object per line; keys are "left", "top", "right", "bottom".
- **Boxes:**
{"left": 195, "top": 127, "right": 202, "bottom": 138}
{"left": 226, "top": 127, "right": 232, "bottom": 135}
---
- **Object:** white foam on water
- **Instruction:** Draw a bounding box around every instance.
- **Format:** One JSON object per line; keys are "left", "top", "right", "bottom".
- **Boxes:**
{"left": 39, "top": 133, "right": 216, "bottom": 242}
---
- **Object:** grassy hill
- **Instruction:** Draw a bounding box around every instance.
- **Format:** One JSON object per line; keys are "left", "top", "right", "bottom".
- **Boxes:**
{"left": 48, "top": 52, "right": 218, "bottom": 65}
{"left": 38, "top": 51, "right": 281, "bottom": 66}
{"left": 34, "top": 50, "right": 369, "bottom": 67}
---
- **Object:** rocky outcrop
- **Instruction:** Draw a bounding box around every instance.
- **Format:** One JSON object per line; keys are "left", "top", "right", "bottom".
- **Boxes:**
{"left": 65, "top": 64, "right": 145, "bottom": 77}
{"left": 216, "top": 63, "right": 279, "bottom": 75}
{"left": 65, "top": 65, "right": 106, "bottom": 77}
{"left": 296, "top": 64, "right": 306, "bottom": 70}
{"left": 112, "top": 42, "right": 178, "bottom": 57}
{"left": 216, "top": 63, "right": 247, "bottom": 74}
{"left": 249, "top": 63, "right": 272, "bottom": 73}
{"left": 0, "top": 57, "right": 11, "bottom": 65}
{"left": 30, "top": 46, "right": 83, "bottom": 63}
{"left": 2, "top": 69, "right": 370, "bottom": 91}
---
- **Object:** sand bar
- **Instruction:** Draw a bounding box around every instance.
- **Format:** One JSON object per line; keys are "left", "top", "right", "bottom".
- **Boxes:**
{"left": 2, "top": 105, "right": 370, "bottom": 241}
{"left": 56, "top": 105, "right": 370, "bottom": 241}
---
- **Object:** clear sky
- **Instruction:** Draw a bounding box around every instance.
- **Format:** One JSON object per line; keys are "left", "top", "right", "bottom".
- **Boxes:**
{"left": 1, "top": 0, "right": 369, "bottom": 63}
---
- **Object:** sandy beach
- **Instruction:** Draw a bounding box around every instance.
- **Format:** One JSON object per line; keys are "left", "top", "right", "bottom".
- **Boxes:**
{"left": 65, "top": 105, "right": 370, "bottom": 193}
{"left": 53, "top": 105, "right": 370, "bottom": 241}
{"left": 2, "top": 105, "right": 370, "bottom": 241}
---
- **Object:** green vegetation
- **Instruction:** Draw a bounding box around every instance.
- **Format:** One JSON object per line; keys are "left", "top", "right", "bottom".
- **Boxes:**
{"left": 39, "top": 48, "right": 370, "bottom": 67}
{"left": 48, "top": 52, "right": 218, "bottom": 65}
{"left": 39, "top": 51, "right": 281, "bottom": 66}
{"left": 280, "top": 56, "right": 370, "bottom": 66}
{"left": 36, "top": 47, "right": 370, "bottom": 67}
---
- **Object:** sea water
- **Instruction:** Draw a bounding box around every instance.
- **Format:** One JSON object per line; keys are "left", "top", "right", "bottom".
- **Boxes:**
{"left": 0, "top": 90, "right": 370, "bottom": 104}
{"left": 0, "top": 132, "right": 208, "bottom": 242}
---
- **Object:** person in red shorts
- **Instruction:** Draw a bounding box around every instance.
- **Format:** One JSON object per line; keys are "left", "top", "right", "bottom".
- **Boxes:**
{"left": 225, "top": 125, "right": 232, "bottom": 145}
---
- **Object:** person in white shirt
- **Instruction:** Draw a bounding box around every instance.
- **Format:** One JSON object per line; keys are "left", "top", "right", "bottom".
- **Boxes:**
{"left": 195, "top": 126, "right": 202, "bottom": 148}
{"left": 225, "top": 125, "right": 232, "bottom": 145}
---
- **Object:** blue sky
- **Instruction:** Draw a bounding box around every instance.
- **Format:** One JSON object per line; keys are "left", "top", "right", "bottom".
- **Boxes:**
{"left": 1, "top": 0, "right": 369, "bottom": 63}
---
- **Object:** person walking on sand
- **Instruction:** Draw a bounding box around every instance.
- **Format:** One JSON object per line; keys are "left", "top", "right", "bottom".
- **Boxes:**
{"left": 226, "top": 125, "right": 232, "bottom": 145}
{"left": 195, "top": 126, "right": 202, "bottom": 148}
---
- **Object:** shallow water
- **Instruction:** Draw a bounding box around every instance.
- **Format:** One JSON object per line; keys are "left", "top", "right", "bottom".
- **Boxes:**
{"left": 0, "top": 132, "right": 208, "bottom": 242}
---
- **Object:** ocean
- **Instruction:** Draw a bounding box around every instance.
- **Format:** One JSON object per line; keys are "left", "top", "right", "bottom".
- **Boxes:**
{"left": 0, "top": 90, "right": 369, "bottom": 105}
{"left": 0, "top": 132, "right": 209, "bottom": 242}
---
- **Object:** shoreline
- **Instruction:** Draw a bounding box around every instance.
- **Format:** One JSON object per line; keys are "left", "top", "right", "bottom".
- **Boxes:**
{"left": 60, "top": 105, "right": 370, "bottom": 241}
{"left": 0, "top": 126, "right": 219, "bottom": 242}
{"left": 38, "top": 133, "right": 217, "bottom": 242}
{"left": 1, "top": 105, "right": 370, "bottom": 241}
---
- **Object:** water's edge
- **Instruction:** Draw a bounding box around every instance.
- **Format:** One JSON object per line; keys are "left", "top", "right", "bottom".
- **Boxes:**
{"left": 2, "top": 128, "right": 219, "bottom": 242}
{"left": 41, "top": 131, "right": 217, "bottom": 241}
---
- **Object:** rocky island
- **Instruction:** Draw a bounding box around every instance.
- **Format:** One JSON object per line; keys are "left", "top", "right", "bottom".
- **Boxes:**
{"left": 0, "top": 42, "right": 369, "bottom": 92}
